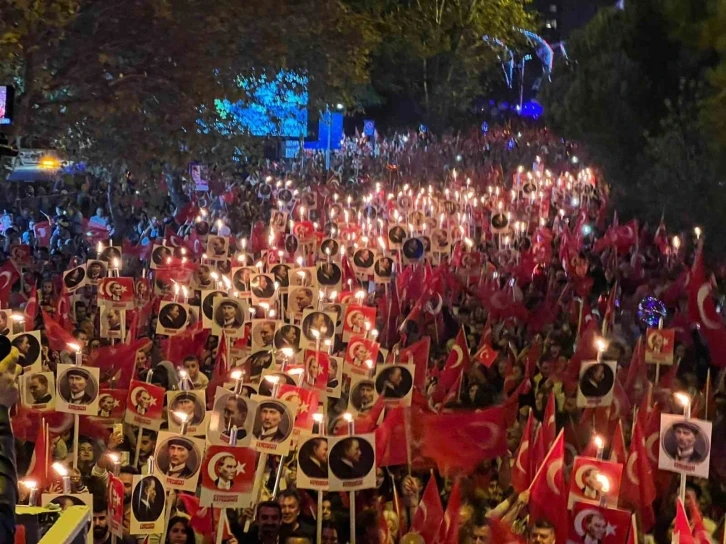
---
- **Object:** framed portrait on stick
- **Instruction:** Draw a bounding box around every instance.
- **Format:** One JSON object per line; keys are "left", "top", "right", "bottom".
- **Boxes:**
{"left": 327, "top": 433, "right": 376, "bottom": 491}
{"left": 297, "top": 435, "right": 329, "bottom": 490}
{"left": 153, "top": 432, "right": 205, "bottom": 492}
{"left": 130, "top": 475, "right": 166, "bottom": 534}
{"left": 576, "top": 360, "right": 616, "bottom": 408}
{"left": 567, "top": 501, "right": 632, "bottom": 544}
{"left": 658, "top": 414, "right": 712, "bottom": 479}
{"left": 644, "top": 328, "right": 675, "bottom": 365}
{"left": 55, "top": 364, "right": 100, "bottom": 416}
{"left": 199, "top": 445, "right": 257, "bottom": 507}
{"left": 567, "top": 456, "right": 623, "bottom": 509}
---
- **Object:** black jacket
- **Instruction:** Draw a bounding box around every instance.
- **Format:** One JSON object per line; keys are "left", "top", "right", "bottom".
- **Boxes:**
{"left": 0, "top": 406, "right": 17, "bottom": 539}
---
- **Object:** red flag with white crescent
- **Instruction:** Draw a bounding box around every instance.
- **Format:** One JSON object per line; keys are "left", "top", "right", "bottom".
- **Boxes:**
{"left": 568, "top": 501, "right": 633, "bottom": 544}
{"left": 421, "top": 405, "right": 508, "bottom": 472}
{"left": 434, "top": 477, "right": 461, "bottom": 544}
{"left": 411, "top": 475, "right": 444, "bottom": 542}
{"left": 688, "top": 241, "right": 726, "bottom": 366}
{"left": 528, "top": 430, "right": 568, "bottom": 544}
{"left": 620, "top": 420, "right": 656, "bottom": 532}
{"left": 431, "top": 328, "right": 469, "bottom": 404}
{"left": 674, "top": 499, "right": 696, "bottom": 544}
{"left": 511, "top": 411, "right": 534, "bottom": 493}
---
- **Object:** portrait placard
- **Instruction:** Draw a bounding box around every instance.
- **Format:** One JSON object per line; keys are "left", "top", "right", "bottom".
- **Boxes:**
{"left": 374, "top": 363, "right": 414, "bottom": 406}
{"left": 288, "top": 286, "right": 317, "bottom": 317}
{"left": 166, "top": 390, "right": 209, "bottom": 436}
{"left": 156, "top": 301, "right": 191, "bottom": 336}
{"left": 567, "top": 456, "right": 623, "bottom": 509}
{"left": 95, "top": 388, "right": 127, "bottom": 421}
{"left": 344, "top": 336, "right": 380, "bottom": 376}
{"left": 199, "top": 445, "right": 257, "bottom": 507}
{"left": 326, "top": 356, "right": 343, "bottom": 398}
{"left": 10, "top": 330, "right": 41, "bottom": 372}
{"left": 108, "top": 474, "right": 125, "bottom": 537}
{"left": 251, "top": 319, "right": 278, "bottom": 350}
{"left": 21, "top": 371, "right": 55, "bottom": 411}
{"left": 342, "top": 305, "right": 376, "bottom": 342}
{"left": 274, "top": 323, "right": 302, "bottom": 353}
{"left": 153, "top": 431, "right": 205, "bottom": 492}
{"left": 566, "top": 501, "right": 632, "bottom": 544}
{"left": 62, "top": 264, "right": 87, "bottom": 294}
{"left": 576, "top": 360, "right": 617, "bottom": 408}
{"left": 130, "top": 475, "right": 166, "bottom": 534}
{"left": 98, "top": 277, "right": 135, "bottom": 309}
{"left": 297, "top": 435, "right": 329, "bottom": 490}
{"left": 644, "top": 328, "right": 675, "bottom": 365}
{"left": 56, "top": 363, "right": 100, "bottom": 415}
{"left": 85, "top": 259, "right": 107, "bottom": 285}
{"left": 251, "top": 394, "right": 298, "bottom": 456}
{"left": 250, "top": 273, "right": 276, "bottom": 304}
{"left": 328, "top": 433, "right": 376, "bottom": 491}
{"left": 208, "top": 387, "right": 257, "bottom": 447}
{"left": 99, "top": 306, "right": 125, "bottom": 340}
{"left": 278, "top": 384, "right": 319, "bottom": 433}
{"left": 347, "top": 374, "right": 378, "bottom": 417}
{"left": 373, "top": 257, "right": 394, "bottom": 283}
{"left": 658, "top": 414, "right": 711, "bottom": 479}
{"left": 212, "top": 297, "right": 247, "bottom": 338}
{"left": 124, "top": 380, "right": 165, "bottom": 430}
{"left": 150, "top": 244, "right": 173, "bottom": 270}
{"left": 300, "top": 310, "right": 336, "bottom": 349}
{"left": 201, "top": 290, "right": 228, "bottom": 329}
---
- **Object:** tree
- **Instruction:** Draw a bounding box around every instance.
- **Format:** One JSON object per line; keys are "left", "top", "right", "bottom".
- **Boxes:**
{"left": 0, "top": 0, "right": 378, "bottom": 172}
{"left": 538, "top": 0, "right": 726, "bottom": 240}
{"left": 344, "top": 0, "right": 535, "bottom": 129}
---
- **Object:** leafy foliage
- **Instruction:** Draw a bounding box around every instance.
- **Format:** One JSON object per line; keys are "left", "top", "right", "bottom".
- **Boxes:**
{"left": 539, "top": 0, "right": 726, "bottom": 249}
{"left": 0, "top": 0, "right": 378, "bottom": 171}
{"left": 345, "top": 0, "right": 535, "bottom": 129}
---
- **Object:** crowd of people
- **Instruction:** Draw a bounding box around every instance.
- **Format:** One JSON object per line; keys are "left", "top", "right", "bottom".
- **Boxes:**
{"left": 0, "top": 122, "right": 724, "bottom": 544}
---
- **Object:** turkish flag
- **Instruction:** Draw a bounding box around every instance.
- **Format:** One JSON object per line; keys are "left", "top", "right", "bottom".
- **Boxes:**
{"left": 376, "top": 406, "right": 408, "bottom": 467}
{"left": 0, "top": 260, "right": 19, "bottom": 305}
{"left": 568, "top": 501, "right": 633, "bottom": 544}
{"left": 23, "top": 284, "right": 37, "bottom": 331}
{"left": 81, "top": 218, "right": 110, "bottom": 245}
{"left": 473, "top": 341, "right": 498, "bottom": 368}
{"left": 620, "top": 419, "right": 656, "bottom": 532}
{"left": 410, "top": 475, "right": 444, "bottom": 541}
{"left": 511, "top": 411, "right": 535, "bottom": 493}
{"left": 673, "top": 499, "right": 696, "bottom": 544}
{"left": 42, "top": 310, "right": 76, "bottom": 351}
{"left": 688, "top": 242, "right": 726, "bottom": 366}
{"left": 421, "top": 406, "right": 508, "bottom": 472}
{"left": 435, "top": 477, "right": 461, "bottom": 544}
{"left": 394, "top": 336, "right": 430, "bottom": 391}
{"left": 528, "top": 431, "right": 568, "bottom": 544}
{"left": 88, "top": 338, "right": 151, "bottom": 389}
{"left": 431, "top": 327, "right": 470, "bottom": 404}
{"left": 33, "top": 221, "right": 52, "bottom": 247}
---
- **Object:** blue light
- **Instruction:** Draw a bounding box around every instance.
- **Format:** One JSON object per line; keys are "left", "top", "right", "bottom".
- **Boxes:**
{"left": 214, "top": 70, "right": 308, "bottom": 138}
{"left": 518, "top": 100, "right": 544, "bottom": 119}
